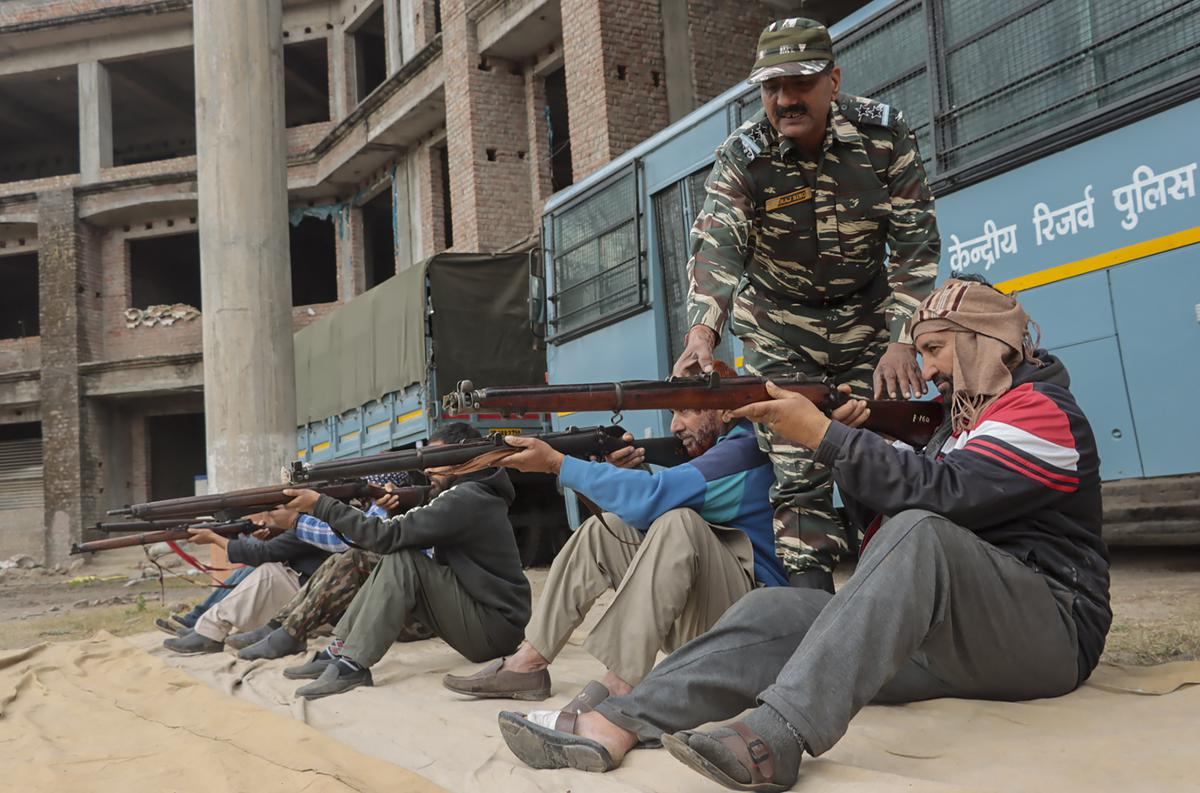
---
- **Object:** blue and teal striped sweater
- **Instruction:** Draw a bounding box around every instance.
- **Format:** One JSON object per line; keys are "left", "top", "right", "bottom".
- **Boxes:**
{"left": 558, "top": 420, "right": 786, "bottom": 587}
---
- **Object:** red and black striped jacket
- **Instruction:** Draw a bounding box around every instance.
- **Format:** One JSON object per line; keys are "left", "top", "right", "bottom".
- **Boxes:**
{"left": 817, "top": 352, "right": 1111, "bottom": 681}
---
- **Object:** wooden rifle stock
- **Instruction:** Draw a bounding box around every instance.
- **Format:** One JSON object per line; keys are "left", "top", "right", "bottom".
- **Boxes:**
{"left": 443, "top": 374, "right": 945, "bottom": 448}
{"left": 71, "top": 520, "right": 255, "bottom": 555}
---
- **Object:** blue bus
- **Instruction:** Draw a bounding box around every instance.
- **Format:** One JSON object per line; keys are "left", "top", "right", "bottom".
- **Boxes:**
{"left": 539, "top": 0, "right": 1200, "bottom": 535}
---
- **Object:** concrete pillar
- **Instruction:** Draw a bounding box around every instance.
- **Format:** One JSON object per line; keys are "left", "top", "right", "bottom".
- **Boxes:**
{"left": 400, "top": 0, "right": 419, "bottom": 61}
{"left": 193, "top": 0, "right": 297, "bottom": 496}
{"left": 331, "top": 30, "right": 353, "bottom": 119}
{"left": 659, "top": 0, "right": 696, "bottom": 123}
{"left": 524, "top": 64, "right": 554, "bottom": 228}
{"left": 384, "top": 0, "right": 404, "bottom": 73}
{"left": 78, "top": 61, "right": 113, "bottom": 183}
{"left": 37, "top": 190, "right": 93, "bottom": 565}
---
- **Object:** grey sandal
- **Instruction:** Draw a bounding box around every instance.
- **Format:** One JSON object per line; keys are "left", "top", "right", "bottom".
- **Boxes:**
{"left": 498, "top": 710, "right": 616, "bottom": 773}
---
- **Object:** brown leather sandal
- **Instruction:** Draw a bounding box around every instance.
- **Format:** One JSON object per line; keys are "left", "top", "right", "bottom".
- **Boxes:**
{"left": 662, "top": 722, "right": 789, "bottom": 792}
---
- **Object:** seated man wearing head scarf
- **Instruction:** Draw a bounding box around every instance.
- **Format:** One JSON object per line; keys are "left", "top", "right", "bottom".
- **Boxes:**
{"left": 496, "top": 277, "right": 1112, "bottom": 792}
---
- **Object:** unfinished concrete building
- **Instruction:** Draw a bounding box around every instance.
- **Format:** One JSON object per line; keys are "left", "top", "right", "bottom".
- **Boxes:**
{"left": 0, "top": 0, "right": 781, "bottom": 562}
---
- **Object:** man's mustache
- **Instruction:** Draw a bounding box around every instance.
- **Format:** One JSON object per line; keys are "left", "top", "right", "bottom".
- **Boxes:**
{"left": 777, "top": 104, "right": 808, "bottom": 116}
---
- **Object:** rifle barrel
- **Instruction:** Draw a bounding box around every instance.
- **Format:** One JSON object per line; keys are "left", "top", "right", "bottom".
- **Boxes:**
{"left": 445, "top": 376, "right": 945, "bottom": 448}
{"left": 293, "top": 426, "right": 690, "bottom": 483}
{"left": 71, "top": 520, "right": 254, "bottom": 555}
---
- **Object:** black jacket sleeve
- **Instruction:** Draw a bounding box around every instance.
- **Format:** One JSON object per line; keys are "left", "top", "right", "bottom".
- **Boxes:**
{"left": 312, "top": 484, "right": 478, "bottom": 555}
{"left": 226, "top": 532, "right": 311, "bottom": 566}
{"left": 816, "top": 421, "right": 1067, "bottom": 531}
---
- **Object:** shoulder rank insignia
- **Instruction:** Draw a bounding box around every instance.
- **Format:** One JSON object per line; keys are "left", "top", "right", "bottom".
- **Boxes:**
{"left": 737, "top": 133, "right": 763, "bottom": 160}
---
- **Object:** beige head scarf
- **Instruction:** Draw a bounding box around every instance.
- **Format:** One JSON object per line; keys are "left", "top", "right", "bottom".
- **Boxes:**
{"left": 911, "top": 279, "right": 1041, "bottom": 433}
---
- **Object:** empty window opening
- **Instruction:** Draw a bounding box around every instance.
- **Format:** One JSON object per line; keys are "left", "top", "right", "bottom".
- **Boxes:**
{"left": 0, "top": 422, "right": 40, "bottom": 442}
{"left": 545, "top": 66, "right": 574, "bottom": 192}
{"left": 0, "top": 253, "right": 39, "bottom": 339}
{"left": 433, "top": 0, "right": 443, "bottom": 34}
{"left": 129, "top": 233, "right": 202, "bottom": 309}
{"left": 437, "top": 145, "right": 454, "bottom": 249}
{"left": 285, "top": 40, "right": 331, "bottom": 127}
{"left": 289, "top": 216, "right": 338, "bottom": 305}
{"left": 147, "top": 413, "right": 206, "bottom": 501}
{"left": 362, "top": 187, "right": 396, "bottom": 289}
{"left": 108, "top": 49, "right": 197, "bottom": 166}
{"left": 353, "top": 6, "right": 388, "bottom": 103}
{"left": 0, "top": 67, "right": 79, "bottom": 184}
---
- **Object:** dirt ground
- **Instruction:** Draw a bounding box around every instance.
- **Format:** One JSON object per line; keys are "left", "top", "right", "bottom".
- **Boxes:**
{"left": 2, "top": 545, "right": 1198, "bottom": 663}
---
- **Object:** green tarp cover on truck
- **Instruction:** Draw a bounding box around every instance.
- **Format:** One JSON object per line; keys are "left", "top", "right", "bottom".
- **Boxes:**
{"left": 294, "top": 252, "right": 542, "bottom": 425}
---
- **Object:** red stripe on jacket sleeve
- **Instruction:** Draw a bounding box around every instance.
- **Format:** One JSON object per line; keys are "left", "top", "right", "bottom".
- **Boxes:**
{"left": 979, "top": 383, "right": 1077, "bottom": 450}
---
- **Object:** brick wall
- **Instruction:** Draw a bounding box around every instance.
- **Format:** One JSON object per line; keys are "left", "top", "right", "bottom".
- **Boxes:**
{"left": 688, "top": 0, "right": 775, "bottom": 105}
{"left": 561, "top": 0, "right": 669, "bottom": 181}
{"left": 441, "top": 0, "right": 533, "bottom": 252}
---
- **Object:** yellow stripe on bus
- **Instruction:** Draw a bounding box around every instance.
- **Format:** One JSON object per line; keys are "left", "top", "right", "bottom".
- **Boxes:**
{"left": 313, "top": 441, "right": 331, "bottom": 452}
{"left": 296, "top": 449, "right": 307, "bottom": 458}
{"left": 996, "top": 226, "right": 1200, "bottom": 294}
{"left": 557, "top": 411, "right": 576, "bottom": 417}
{"left": 397, "top": 409, "right": 423, "bottom": 423}
{"left": 340, "top": 430, "right": 360, "bottom": 442}
{"left": 367, "top": 419, "right": 392, "bottom": 432}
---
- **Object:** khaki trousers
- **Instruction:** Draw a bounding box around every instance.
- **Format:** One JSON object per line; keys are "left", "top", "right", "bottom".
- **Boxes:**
{"left": 194, "top": 562, "right": 301, "bottom": 642}
{"left": 525, "top": 508, "right": 755, "bottom": 685}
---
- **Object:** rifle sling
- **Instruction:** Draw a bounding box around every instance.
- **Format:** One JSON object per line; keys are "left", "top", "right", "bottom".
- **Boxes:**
{"left": 575, "top": 492, "right": 641, "bottom": 548}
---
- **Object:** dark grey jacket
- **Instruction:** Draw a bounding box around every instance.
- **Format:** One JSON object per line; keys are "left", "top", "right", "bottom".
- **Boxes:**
{"left": 226, "top": 532, "right": 330, "bottom": 585}
{"left": 311, "top": 468, "right": 531, "bottom": 636}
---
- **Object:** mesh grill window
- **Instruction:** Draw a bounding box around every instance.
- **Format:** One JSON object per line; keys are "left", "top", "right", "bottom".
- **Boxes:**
{"left": 654, "top": 168, "right": 736, "bottom": 365}
{"left": 937, "top": 0, "right": 1200, "bottom": 172}
{"left": 836, "top": 2, "right": 934, "bottom": 167}
{"left": 551, "top": 170, "right": 645, "bottom": 337}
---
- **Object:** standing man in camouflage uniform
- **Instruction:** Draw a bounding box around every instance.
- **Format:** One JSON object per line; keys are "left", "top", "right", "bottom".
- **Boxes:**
{"left": 672, "top": 18, "right": 940, "bottom": 591}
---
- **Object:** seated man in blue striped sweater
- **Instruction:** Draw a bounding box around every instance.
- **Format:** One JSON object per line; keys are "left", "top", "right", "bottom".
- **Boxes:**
{"left": 443, "top": 399, "right": 787, "bottom": 723}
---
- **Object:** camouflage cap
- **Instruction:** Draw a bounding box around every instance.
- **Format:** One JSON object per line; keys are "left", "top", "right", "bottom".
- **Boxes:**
{"left": 748, "top": 18, "right": 834, "bottom": 84}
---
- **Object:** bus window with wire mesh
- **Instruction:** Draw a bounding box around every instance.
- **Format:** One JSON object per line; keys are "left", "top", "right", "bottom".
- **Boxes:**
{"left": 835, "top": 1, "right": 934, "bottom": 170}
{"left": 654, "top": 168, "right": 736, "bottom": 367}
{"left": 937, "top": 0, "right": 1200, "bottom": 172}
{"left": 550, "top": 169, "right": 645, "bottom": 339}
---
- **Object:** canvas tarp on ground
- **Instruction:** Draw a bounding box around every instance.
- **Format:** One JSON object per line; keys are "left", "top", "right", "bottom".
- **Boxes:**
{"left": 0, "top": 631, "right": 446, "bottom": 793}
{"left": 101, "top": 573, "right": 1200, "bottom": 793}
{"left": 294, "top": 252, "right": 542, "bottom": 425}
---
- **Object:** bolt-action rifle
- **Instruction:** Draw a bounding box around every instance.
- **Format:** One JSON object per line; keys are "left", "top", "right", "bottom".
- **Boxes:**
{"left": 106, "top": 426, "right": 688, "bottom": 524}
{"left": 443, "top": 373, "right": 946, "bottom": 449}
{"left": 289, "top": 424, "right": 689, "bottom": 483}
{"left": 71, "top": 519, "right": 256, "bottom": 555}
{"left": 106, "top": 481, "right": 430, "bottom": 522}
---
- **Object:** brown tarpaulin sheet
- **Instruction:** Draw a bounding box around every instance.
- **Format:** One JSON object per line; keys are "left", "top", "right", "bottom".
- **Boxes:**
{"left": 117, "top": 576, "right": 1200, "bottom": 793}
{"left": 0, "top": 632, "right": 447, "bottom": 793}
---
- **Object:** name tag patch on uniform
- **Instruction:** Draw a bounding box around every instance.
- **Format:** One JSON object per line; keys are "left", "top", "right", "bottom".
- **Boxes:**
{"left": 765, "top": 187, "right": 813, "bottom": 212}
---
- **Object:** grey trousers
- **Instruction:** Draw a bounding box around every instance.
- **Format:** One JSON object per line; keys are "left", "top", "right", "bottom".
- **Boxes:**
{"left": 335, "top": 548, "right": 522, "bottom": 668}
{"left": 595, "top": 510, "right": 1081, "bottom": 756}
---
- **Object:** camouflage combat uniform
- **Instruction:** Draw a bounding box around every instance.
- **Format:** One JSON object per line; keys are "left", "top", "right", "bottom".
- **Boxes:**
{"left": 274, "top": 548, "right": 433, "bottom": 642}
{"left": 686, "top": 94, "right": 940, "bottom": 575}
